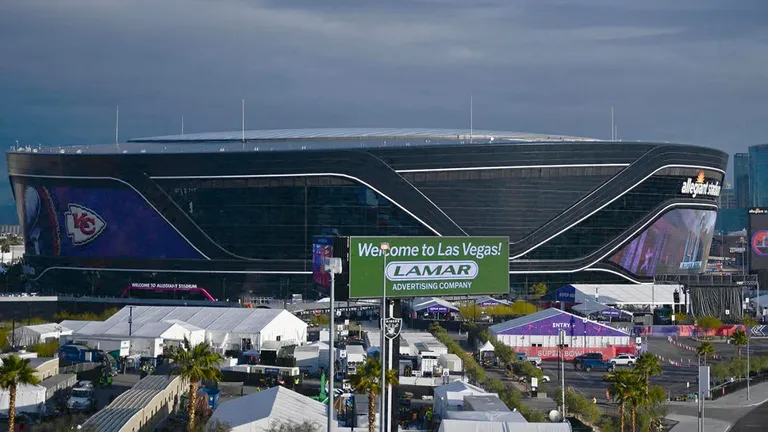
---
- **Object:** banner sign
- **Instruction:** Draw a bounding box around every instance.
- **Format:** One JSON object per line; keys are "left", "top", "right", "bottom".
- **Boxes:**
{"left": 348, "top": 236, "right": 509, "bottom": 298}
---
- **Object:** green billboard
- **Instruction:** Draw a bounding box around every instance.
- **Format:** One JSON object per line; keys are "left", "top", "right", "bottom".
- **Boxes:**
{"left": 348, "top": 236, "right": 509, "bottom": 299}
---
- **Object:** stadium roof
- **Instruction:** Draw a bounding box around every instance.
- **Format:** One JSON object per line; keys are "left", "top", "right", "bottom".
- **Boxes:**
{"left": 129, "top": 128, "right": 596, "bottom": 143}
{"left": 8, "top": 128, "right": 600, "bottom": 155}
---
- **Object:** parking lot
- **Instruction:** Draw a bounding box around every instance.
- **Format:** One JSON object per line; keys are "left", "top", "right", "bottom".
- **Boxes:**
{"left": 534, "top": 337, "right": 768, "bottom": 402}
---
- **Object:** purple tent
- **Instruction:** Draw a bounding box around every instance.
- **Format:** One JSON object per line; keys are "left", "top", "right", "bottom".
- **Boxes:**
{"left": 489, "top": 308, "right": 630, "bottom": 338}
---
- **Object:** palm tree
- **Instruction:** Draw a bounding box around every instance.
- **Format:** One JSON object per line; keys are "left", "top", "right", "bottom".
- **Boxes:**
{"left": 0, "top": 355, "right": 41, "bottom": 432}
{"left": 696, "top": 341, "right": 715, "bottom": 365}
{"left": 633, "top": 353, "right": 663, "bottom": 391}
{"left": 730, "top": 330, "right": 748, "bottom": 359}
{"left": 168, "top": 338, "right": 224, "bottom": 432}
{"left": 624, "top": 375, "right": 648, "bottom": 432}
{"left": 607, "top": 369, "right": 637, "bottom": 432}
{"left": 349, "top": 357, "right": 399, "bottom": 432}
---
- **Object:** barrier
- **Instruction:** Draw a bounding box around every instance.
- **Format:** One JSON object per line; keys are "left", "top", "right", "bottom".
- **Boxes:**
{"left": 666, "top": 336, "right": 723, "bottom": 361}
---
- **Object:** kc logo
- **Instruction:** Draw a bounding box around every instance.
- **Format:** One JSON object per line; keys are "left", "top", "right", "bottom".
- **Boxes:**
{"left": 65, "top": 203, "right": 106, "bottom": 246}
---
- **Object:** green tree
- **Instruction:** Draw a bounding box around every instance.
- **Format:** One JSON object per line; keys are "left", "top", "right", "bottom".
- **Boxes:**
{"left": 696, "top": 341, "right": 715, "bottom": 365}
{"left": 168, "top": 338, "right": 224, "bottom": 432}
{"left": 730, "top": 330, "right": 748, "bottom": 359}
{"left": 697, "top": 316, "right": 723, "bottom": 338}
{"left": 349, "top": 357, "right": 399, "bottom": 432}
{"left": 607, "top": 369, "right": 638, "bottom": 432}
{"left": 633, "top": 353, "right": 663, "bottom": 391}
{"left": 530, "top": 283, "right": 548, "bottom": 298}
{"left": 553, "top": 387, "right": 601, "bottom": 426}
{"left": 0, "top": 354, "right": 41, "bottom": 432}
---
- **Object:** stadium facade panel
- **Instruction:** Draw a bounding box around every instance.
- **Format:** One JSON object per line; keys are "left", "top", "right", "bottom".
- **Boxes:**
{"left": 6, "top": 129, "right": 728, "bottom": 298}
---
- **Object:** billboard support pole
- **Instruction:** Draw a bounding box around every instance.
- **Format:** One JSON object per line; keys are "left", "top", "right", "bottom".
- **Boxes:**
{"left": 324, "top": 258, "right": 343, "bottom": 432}
{"left": 379, "top": 242, "right": 390, "bottom": 432}
{"left": 387, "top": 300, "right": 394, "bottom": 432}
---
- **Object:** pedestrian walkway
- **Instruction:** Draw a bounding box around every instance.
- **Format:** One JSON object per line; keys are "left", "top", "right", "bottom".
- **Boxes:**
{"left": 667, "top": 414, "right": 731, "bottom": 432}
{"left": 706, "top": 381, "right": 768, "bottom": 409}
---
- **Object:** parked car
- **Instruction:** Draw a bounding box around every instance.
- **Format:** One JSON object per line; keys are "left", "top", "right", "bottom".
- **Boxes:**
{"left": 608, "top": 354, "right": 637, "bottom": 366}
{"left": 573, "top": 353, "right": 603, "bottom": 364}
{"left": 578, "top": 359, "right": 615, "bottom": 372}
{"left": 525, "top": 356, "right": 542, "bottom": 367}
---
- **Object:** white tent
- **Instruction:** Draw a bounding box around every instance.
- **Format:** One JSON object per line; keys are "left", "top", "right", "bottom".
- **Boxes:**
{"left": 569, "top": 284, "right": 682, "bottom": 306}
{"left": 433, "top": 381, "right": 489, "bottom": 418}
{"left": 71, "top": 306, "right": 307, "bottom": 352}
{"left": 479, "top": 341, "right": 495, "bottom": 353}
{"left": 206, "top": 385, "right": 342, "bottom": 432}
{"left": 439, "top": 420, "right": 571, "bottom": 432}
{"left": 0, "top": 384, "right": 46, "bottom": 415}
{"left": 8, "top": 323, "right": 72, "bottom": 347}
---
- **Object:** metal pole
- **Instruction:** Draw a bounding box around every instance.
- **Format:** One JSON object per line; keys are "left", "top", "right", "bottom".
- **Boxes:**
{"left": 379, "top": 247, "right": 388, "bottom": 432}
{"left": 328, "top": 271, "right": 336, "bottom": 432}
{"left": 697, "top": 355, "right": 702, "bottom": 432}
{"left": 386, "top": 301, "right": 394, "bottom": 432}
{"left": 747, "top": 326, "right": 751, "bottom": 400}
{"left": 559, "top": 329, "right": 566, "bottom": 417}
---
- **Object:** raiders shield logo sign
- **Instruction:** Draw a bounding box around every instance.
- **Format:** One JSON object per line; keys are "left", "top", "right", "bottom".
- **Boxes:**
{"left": 384, "top": 317, "right": 402, "bottom": 340}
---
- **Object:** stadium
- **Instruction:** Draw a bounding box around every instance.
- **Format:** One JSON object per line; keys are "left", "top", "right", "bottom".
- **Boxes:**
{"left": 6, "top": 128, "right": 728, "bottom": 299}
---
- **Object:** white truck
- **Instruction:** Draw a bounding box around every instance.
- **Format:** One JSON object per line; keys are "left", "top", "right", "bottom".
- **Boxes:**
{"left": 67, "top": 381, "right": 96, "bottom": 412}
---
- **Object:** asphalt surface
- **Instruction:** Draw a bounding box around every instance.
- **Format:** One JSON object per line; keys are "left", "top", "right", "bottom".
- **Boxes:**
{"left": 730, "top": 399, "right": 768, "bottom": 431}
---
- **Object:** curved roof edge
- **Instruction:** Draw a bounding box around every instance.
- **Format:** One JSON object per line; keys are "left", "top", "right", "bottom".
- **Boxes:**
{"left": 128, "top": 127, "right": 599, "bottom": 143}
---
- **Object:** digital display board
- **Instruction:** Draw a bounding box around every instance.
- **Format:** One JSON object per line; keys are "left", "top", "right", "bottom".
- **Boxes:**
{"left": 749, "top": 208, "right": 768, "bottom": 271}
{"left": 312, "top": 236, "right": 335, "bottom": 292}
{"left": 610, "top": 208, "right": 717, "bottom": 277}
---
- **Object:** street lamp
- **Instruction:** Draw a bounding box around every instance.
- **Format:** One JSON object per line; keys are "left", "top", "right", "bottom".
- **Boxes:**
{"left": 747, "top": 325, "right": 751, "bottom": 401}
{"left": 379, "top": 242, "right": 390, "bottom": 432}
{"left": 324, "top": 257, "right": 343, "bottom": 432}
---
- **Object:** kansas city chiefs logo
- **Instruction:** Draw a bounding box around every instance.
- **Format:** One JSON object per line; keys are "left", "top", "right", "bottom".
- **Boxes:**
{"left": 65, "top": 203, "right": 106, "bottom": 246}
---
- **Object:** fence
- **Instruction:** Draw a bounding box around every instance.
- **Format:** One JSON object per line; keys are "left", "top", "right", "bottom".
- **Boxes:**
{"left": 59, "top": 362, "right": 100, "bottom": 374}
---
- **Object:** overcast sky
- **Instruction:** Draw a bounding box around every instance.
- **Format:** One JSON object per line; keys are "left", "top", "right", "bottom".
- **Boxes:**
{"left": 0, "top": 0, "right": 766, "bottom": 221}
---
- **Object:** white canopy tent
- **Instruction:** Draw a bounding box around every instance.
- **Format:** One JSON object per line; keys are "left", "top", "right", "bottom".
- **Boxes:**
{"left": 70, "top": 306, "right": 308, "bottom": 352}
{"left": 8, "top": 323, "right": 72, "bottom": 347}
{"left": 439, "top": 420, "right": 571, "bottom": 432}
{"left": 206, "top": 385, "right": 342, "bottom": 432}
{"left": 479, "top": 341, "right": 495, "bottom": 353}
{"left": 570, "top": 284, "right": 682, "bottom": 306}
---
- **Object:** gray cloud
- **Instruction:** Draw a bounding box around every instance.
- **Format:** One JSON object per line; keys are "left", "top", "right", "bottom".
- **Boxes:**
{"left": 0, "top": 0, "right": 767, "bottom": 221}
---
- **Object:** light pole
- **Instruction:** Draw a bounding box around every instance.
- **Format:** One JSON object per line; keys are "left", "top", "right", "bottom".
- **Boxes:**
{"left": 559, "top": 329, "right": 566, "bottom": 417}
{"left": 379, "top": 242, "right": 390, "bottom": 432}
{"left": 324, "top": 257, "right": 343, "bottom": 432}
{"left": 747, "top": 325, "right": 751, "bottom": 401}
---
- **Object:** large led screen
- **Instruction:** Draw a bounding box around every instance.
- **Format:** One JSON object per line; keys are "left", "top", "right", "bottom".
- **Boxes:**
{"left": 609, "top": 209, "right": 717, "bottom": 277}
{"left": 16, "top": 183, "right": 204, "bottom": 260}
{"left": 312, "top": 236, "right": 334, "bottom": 293}
{"left": 748, "top": 208, "right": 768, "bottom": 271}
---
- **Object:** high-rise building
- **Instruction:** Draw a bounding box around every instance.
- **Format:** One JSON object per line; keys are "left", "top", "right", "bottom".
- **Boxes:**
{"left": 734, "top": 153, "right": 750, "bottom": 207}
{"left": 719, "top": 186, "right": 736, "bottom": 209}
{"left": 749, "top": 145, "right": 768, "bottom": 207}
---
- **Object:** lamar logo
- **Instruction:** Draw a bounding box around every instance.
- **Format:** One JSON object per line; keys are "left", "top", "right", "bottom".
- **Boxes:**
{"left": 680, "top": 170, "right": 721, "bottom": 198}
{"left": 65, "top": 203, "right": 106, "bottom": 246}
{"left": 385, "top": 260, "right": 478, "bottom": 281}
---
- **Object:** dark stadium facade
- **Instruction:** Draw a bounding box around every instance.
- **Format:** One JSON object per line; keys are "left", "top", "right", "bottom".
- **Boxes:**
{"left": 6, "top": 128, "right": 728, "bottom": 299}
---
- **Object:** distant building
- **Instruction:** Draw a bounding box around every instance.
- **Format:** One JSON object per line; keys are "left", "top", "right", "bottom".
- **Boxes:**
{"left": 716, "top": 208, "right": 748, "bottom": 233}
{"left": 734, "top": 153, "right": 751, "bottom": 207}
{"left": 749, "top": 145, "right": 768, "bottom": 206}
{"left": 719, "top": 186, "right": 736, "bottom": 209}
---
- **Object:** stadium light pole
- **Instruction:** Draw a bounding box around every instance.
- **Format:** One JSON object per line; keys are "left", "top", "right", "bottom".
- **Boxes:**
{"left": 324, "top": 257, "right": 343, "bottom": 432}
{"left": 379, "top": 242, "right": 390, "bottom": 432}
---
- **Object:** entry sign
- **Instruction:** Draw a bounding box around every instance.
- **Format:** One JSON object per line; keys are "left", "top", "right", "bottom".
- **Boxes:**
{"left": 348, "top": 236, "right": 509, "bottom": 298}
